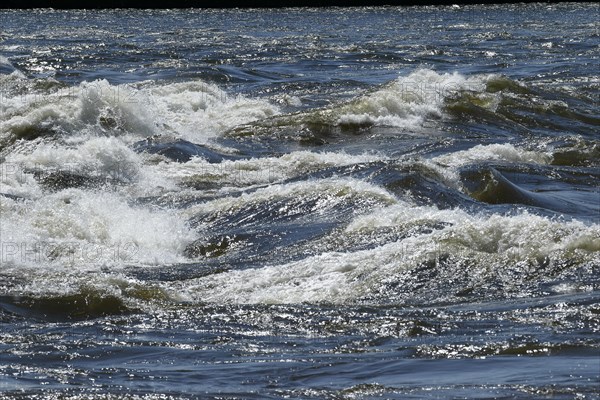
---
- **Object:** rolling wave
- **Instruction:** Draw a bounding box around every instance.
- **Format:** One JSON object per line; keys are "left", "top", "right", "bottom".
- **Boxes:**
{"left": 0, "top": 67, "right": 598, "bottom": 316}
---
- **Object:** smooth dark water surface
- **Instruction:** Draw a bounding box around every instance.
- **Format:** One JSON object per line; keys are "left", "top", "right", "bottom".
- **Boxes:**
{"left": 0, "top": 3, "right": 599, "bottom": 399}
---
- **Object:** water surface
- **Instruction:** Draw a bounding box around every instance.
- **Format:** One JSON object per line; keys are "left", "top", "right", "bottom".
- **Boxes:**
{"left": 1, "top": 3, "right": 599, "bottom": 399}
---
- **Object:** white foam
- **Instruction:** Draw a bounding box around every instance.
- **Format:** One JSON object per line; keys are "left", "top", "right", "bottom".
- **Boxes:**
{"left": 420, "top": 143, "right": 553, "bottom": 190}
{"left": 2, "top": 135, "right": 180, "bottom": 199}
{"left": 156, "top": 150, "right": 384, "bottom": 187}
{"left": 6, "top": 136, "right": 140, "bottom": 179}
{"left": 245, "top": 69, "right": 496, "bottom": 134}
{"left": 431, "top": 143, "right": 552, "bottom": 168}
{"left": 184, "top": 177, "right": 397, "bottom": 219}
{"left": 0, "top": 78, "right": 280, "bottom": 144}
{"left": 334, "top": 69, "right": 492, "bottom": 129}
{"left": 0, "top": 158, "right": 43, "bottom": 199}
{"left": 140, "top": 81, "right": 280, "bottom": 142}
{"left": 175, "top": 205, "right": 600, "bottom": 304}
{"left": 0, "top": 177, "right": 396, "bottom": 302}
{"left": 1, "top": 189, "right": 196, "bottom": 270}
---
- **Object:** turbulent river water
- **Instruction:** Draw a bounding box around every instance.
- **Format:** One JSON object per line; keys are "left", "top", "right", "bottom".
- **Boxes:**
{"left": 0, "top": 3, "right": 599, "bottom": 399}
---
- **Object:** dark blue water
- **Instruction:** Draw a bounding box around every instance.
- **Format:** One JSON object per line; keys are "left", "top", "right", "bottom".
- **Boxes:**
{"left": 1, "top": 4, "right": 599, "bottom": 399}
